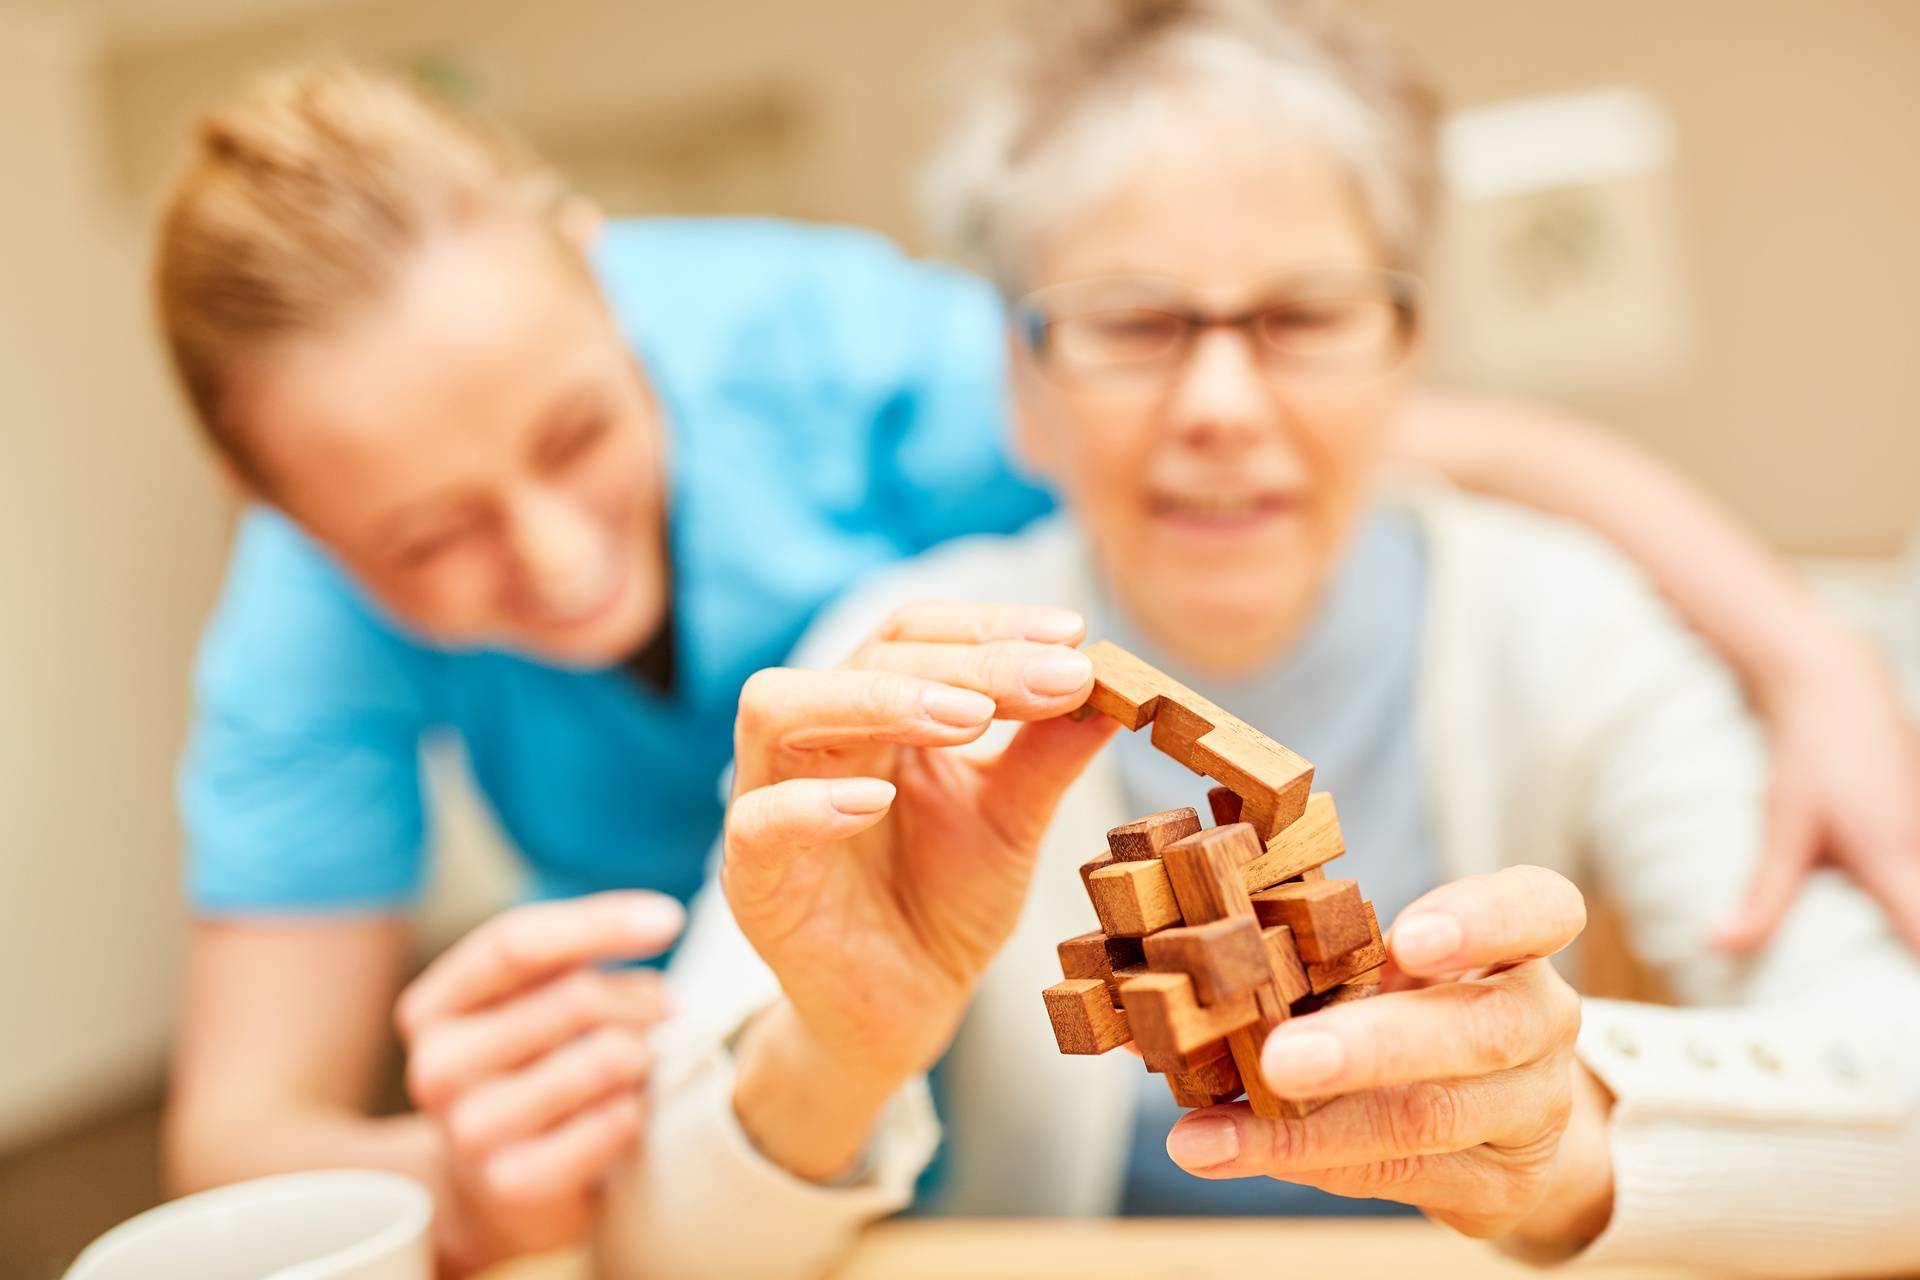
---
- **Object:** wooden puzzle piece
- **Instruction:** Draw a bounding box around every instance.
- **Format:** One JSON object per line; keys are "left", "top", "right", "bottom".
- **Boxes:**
{"left": 1302, "top": 902, "right": 1386, "bottom": 994}
{"left": 1206, "top": 786, "right": 1242, "bottom": 827}
{"left": 1142, "top": 917, "right": 1270, "bottom": 1006}
{"left": 1117, "top": 972, "right": 1259, "bottom": 1073}
{"left": 1249, "top": 878, "right": 1371, "bottom": 963}
{"left": 1043, "top": 979, "right": 1133, "bottom": 1054}
{"left": 1083, "top": 641, "right": 1314, "bottom": 840}
{"left": 1087, "top": 859, "right": 1183, "bottom": 936}
{"left": 1078, "top": 850, "right": 1117, "bottom": 896}
{"left": 1166, "top": 1051, "right": 1245, "bottom": 1108}
{"left": 1260, "top": 925, "right": 1312, "bottom": 1006}
{"left": 1057, "top": 929, "right": 1146, "bottom": 992}
{"left": 1240, "top": 791, "right": 1346, "bottom": 892}
{"left": 1106, "top": 807, "right": 1202, "bottom": 860}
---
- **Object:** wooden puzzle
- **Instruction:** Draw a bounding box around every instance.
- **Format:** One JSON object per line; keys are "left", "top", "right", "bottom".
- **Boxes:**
{"left": 1043, "top": 641, "right": 1385, "bottom": 1118}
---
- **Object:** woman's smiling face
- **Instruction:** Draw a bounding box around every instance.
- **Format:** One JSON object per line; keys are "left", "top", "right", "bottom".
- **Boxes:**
{"left": 1010, "top": 123, "right": 1421, "bottom": 674}
{"left": 234, "top": 217, "right": 669, "bottom": 669}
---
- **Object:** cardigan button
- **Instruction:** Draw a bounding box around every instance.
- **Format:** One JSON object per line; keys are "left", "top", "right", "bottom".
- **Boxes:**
{"left": 1748, "top": 1041, "right": 1784, "bottom": 1074}
{"left": 1605, "top": 1025, "right": 1640, "bottom": 1059}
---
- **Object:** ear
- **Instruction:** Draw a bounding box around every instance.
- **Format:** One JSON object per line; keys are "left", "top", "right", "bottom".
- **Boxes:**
{"left": 1006, "top": 330, "right": 1061, "bottom": 479}
{"left": 555, "top": 195, "right": 606, "bottom": 255}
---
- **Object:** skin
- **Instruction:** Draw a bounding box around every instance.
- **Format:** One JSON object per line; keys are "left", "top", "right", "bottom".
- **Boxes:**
{"left": 726, "top": 124, "right": 1615, "bottom": 1243}
{"left": 234, "top": 215, "right": 669, "bottom": 669}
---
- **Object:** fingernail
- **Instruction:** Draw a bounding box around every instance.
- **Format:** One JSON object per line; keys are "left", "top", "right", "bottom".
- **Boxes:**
{"left": 1024, "top": 648, "right": 1093, "bottom": 697}
{"left": 1166, "top": 1114, "right": 1240, "bottom": 1169}
{"left": 1390, "top": 913, "right": 1462, "bottom": 969}
{"left": 1022, "top": 609, "right": 1084, "bottom": 644}
{"left": 1262, "top": 1027, "right": 1344, "bottom": 1090}
{"left": 921, "top": 686, "right": 996, "bottom": 726}
{"left": 830, "top": 778, "right": 896, "bottom": 814}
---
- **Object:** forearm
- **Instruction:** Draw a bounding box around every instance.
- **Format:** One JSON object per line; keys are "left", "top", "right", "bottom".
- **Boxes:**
{"left": 1395, "top": 389, "right": 1854, "bottom": 703}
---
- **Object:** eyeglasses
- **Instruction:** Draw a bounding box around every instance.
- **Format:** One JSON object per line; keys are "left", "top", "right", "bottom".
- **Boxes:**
{"left": 1012, "top": 268, "right": 1422, "bottom": 387}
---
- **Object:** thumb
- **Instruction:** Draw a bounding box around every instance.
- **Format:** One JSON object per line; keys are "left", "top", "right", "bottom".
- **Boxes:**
{"left": 977, "top": 713, "right": 1118, "bottom": 850}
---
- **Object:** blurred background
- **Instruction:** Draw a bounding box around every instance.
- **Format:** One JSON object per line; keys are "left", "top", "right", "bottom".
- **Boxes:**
{"left": 2, "top": 0, "right": 1916, "bottom": 1271}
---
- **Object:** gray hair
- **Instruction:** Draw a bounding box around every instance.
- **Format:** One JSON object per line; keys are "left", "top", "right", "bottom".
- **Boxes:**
{"left": 922, "top": 0, "right": 1442, "bottom": 291}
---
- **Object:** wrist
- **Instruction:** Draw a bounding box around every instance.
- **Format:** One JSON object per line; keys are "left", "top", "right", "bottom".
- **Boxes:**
{"left": 731, "top": 1000, "right": 910, "bottom": 1183}
{"left": 1751, "top": 613, "right": 1884, "bottom": 714}
{"left": 1515, "top": 1061, "right": 1616, "bottom": 1246}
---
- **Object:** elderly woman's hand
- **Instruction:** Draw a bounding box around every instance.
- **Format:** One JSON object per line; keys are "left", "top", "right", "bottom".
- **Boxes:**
{"left": 1166, "top": 865, "right": 1615, "bottom": 1244}
{"left": 723, "top": 601, "right": 1117, "bottom": 1179}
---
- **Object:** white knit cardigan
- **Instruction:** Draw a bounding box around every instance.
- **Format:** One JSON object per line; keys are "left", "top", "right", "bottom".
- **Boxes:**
{"left": 600, "top": 491, "right": 1920, "bottom": 1279}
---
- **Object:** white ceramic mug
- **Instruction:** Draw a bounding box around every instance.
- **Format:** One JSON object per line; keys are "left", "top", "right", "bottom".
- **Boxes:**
{"left": 64, "top": 1169, "right": 433, "bottom": 1280}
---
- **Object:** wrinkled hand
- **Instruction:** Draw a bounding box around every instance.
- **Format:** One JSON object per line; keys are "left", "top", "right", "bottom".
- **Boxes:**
{"left": 395, "top": 891, "right": 683, "bottom": 1272}
{"left": 1167, "top": 865, "right": 1614, "bottom": 1244}
{"left": 724, "top": 601, "right": 1115, "bottom": 1099}
{"left": 1722, "top": 643, "right": 1920, "bottom": 953}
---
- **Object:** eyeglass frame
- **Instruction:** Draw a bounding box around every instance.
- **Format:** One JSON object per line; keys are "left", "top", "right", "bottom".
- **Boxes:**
{"left": 1009, "top": 267, "right": 1426, "bottom": 386}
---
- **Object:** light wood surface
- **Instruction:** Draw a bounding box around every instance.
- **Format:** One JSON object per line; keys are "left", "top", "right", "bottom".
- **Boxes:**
{"left": 483, "top": 1217, "right": 1707, "bottom": 1279}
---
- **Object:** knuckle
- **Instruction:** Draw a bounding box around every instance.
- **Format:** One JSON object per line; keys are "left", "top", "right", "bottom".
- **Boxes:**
{"left": 445, "top": 1097, "right": 495, "bottom": 1158}
{"left": 558, "top": 970, "right": 610, "bottom": 1023}
{"left": 1387, "top": 1081, "right": 1463, "bottom": 1152}
{"left": 1458, "top": 982, "right": 1530, "bottom": 1068}
{"left": 1257, "top": 1116, "right": 1310, "bottom": 1169}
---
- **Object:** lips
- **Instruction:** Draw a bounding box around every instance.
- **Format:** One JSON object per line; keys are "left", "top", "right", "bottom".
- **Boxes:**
{"left": 1145, "top": 489, "right": 1295, "bottom": 523}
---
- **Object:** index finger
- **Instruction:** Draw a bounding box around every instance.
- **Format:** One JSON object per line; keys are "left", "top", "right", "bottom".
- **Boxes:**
{"left": 396, "top": 891, "right": 685, "bottom": 1037}
{"left": 869, "top": 599, "right": 1086, "bottom": 647}
{"left": 1385, "top": 865, "right": 1585, "bottom": 979}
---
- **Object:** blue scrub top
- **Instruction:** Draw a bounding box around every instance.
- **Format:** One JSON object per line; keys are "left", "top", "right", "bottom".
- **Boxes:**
{"left": 180, "top": 217, "right": 1053, "bottom": 916}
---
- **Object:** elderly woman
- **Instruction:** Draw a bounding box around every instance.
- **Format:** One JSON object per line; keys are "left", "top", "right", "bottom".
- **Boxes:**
{"left": 603, "top": 2, "right": 1920, "bottom": 1276}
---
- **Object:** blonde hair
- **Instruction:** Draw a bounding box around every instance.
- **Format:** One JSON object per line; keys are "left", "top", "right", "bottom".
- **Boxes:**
{"left": 922, "top": 0, "right": 1442, "bottom": 290}
{"left": 154, "top": 62, "right": 572, "bottom": 471}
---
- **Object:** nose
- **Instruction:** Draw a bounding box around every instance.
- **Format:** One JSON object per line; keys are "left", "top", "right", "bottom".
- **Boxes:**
{"left": 1162, "top": 325, "right": 1277, "bottom": 447}
{"left": 506, "top": 484, "right": 602, "bottom": 601}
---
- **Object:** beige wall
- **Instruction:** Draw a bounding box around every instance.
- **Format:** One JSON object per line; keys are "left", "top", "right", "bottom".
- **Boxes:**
{"left": 0, "top": 8, "right": 227, "bottom": 1149}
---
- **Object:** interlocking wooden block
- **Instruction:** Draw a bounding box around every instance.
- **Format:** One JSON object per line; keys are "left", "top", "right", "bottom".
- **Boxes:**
{"left": 1117, "top": 972, "right": 1259, "bottom": 1073}
{"left": 1161, "top": 824, "right": 1265, "bottom": 925}
{"left": 1261, "top": 925, "right": 1312, "bottom": 1006}
{"left": 1083, "top": 641, "right": 1314, "bottom": 840}
{"left": 1303, "top": 901, "right": 1386, "bottom": 994}
{"left": 1078, "top": 850, "right": 1117, "bottom": 896}
{"left": 1142, "top": 917, "right": 1270, "bottom": 1006}
{"left": 1241, "top": 791, "right": 1346, "bottom": 892}
{"left": 1087, "top": 858, "right": 1182, "bottom": 936}
{"left": 1057, "top": 929, "right": 1146, "bottom": 992}
{"left": 1206, "top": 786, "right": 1242, "bottom": 827}
{"left": 1044, "top": 979, "right": 1133, "bottom": 1054}
{"left": 1166, "top": 1051, "right": 1245, "bottom": 1108}
{"left": 1249, "top": 878, "right": 1370, "bottom": 963}
{"left": 1106, "top": 808, "right": 1202, "bottom": 861}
